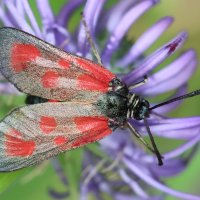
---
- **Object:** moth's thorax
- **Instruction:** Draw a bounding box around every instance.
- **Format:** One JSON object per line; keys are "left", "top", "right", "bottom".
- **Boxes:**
{"left": 95, "top": 91, "right": 128, "bottom": 123}
{"left": 95, "top": 78, "right": 129, "bottom": 124}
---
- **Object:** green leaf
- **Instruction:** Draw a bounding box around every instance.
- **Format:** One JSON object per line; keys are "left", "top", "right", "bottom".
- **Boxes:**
{"left": 86, "top": 143, "right": 111, "bottom": 161}
{"left": 0, "top": 167, "right": 31, "bottom": 194}
{"left": 0, "top": 94, "right": 29, "bottom": 194}
{"left": 57, "top": 148, "right": 83, "bottom": 200}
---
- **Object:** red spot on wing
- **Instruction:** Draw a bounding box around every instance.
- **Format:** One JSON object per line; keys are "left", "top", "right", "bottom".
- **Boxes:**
{"left": 77, "top": 74, "right": 109, "bottom": 91}
{"left": 71, "top": 116, "right": 112, "bottom": 148}
{"left": 41, "top": 71, "right": 59, "bottom": 88}
{"left": 71, "top": 129, "right": 112, "bottom": 148}
{"left": 11, "top": 43, "right": 41, "bottom": 72}
{"left": 75, "top": 58, "right": 115, "bottom": 82}
{"left": 54, "top": 136, "right": 68, "bottom": 145}
{"left": 58, "top": 59, "right": 71, "bottom": 69}
{"left": 39, "top": 116, "right": 57, "bottom": 134}
{"left": 74, "top": 116, "right": 110, "bottom": 133}
{"left": 5, "top": 129, "right": 35, "bottom": 157}
{"left": 7, "top": 128, "right": 22, "bottom": 138}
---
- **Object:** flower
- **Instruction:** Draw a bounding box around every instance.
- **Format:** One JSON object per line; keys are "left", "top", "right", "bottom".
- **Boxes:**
{"left": 0, "top": 0, "right": 200, "bottom": 199}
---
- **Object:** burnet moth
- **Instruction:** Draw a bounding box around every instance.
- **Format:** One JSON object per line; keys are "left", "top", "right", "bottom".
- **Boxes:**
{"left": 0, "top": 14, "right": 200, "bottom": 172}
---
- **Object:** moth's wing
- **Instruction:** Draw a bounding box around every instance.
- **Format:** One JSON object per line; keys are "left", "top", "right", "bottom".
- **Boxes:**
{"left": 0, "top": 27, "right": 116, "bottom": 102}
{"left": 0, "top": 102, "right": 116, "bottom": 172}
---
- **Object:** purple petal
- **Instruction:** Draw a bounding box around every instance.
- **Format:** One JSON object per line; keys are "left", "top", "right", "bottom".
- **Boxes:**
{"left": 51, "top": 24, "right": 70, "bottom": 39}
{"left": 93, "top": 0, "right": 107, "bottom": 31}
{"left": 3, "top": 0, "right": 35, "bottom": 34}
{"left": 114, "top": 193, "right": 163, "bottom": 200}
{"left": 0, "top": 73, "right": 5, "bottom": 80}
{"left": 36, "top": 0, "right": 55, "bottom": 25}
{"left": 52, "top": 24, "right": 76, "bottom": 52}
{"left": 79, "top": 184, "right": 89, "bottom": 200}
{"left": 7, "top": 12, "right": 21, "bottom": 28}
{"left": 0, "top": 83, "right": 22, "bottom": 95}
{"left": 36, "top": 0, "right": 56, "bottom": 44}
{"left": 163, "top": 133, "right": 200, "bottom": 159}
{"left": 77, "top": 0, "right": 99, "bottom": 57}
{"left": 96, "top": 9, "right": 112, "bottom": 34}
{"left": 57, "top": 0, "right": 85, "bottom": 27}
{"left": 92, "top": 0, "right": 107, "bottom": 53}
{"left": 117, "top": 16, "right": 174, "bottom": 67}
{"left": 92, "top": 190, "right": 104, "bottom": 200}
{"left": 44, "top": 30, "right": 56, "bottom": 45}
{"left": 154, "top": 127, "right": 200, "bottom": 139}
{"left": 138, "top": 31, "right": 188, "bottom": 62}
{"left": 106, "top": 0, "right": 138, "bottom": 32}
{"left": 150, "top": 84, "right": 188, "bottom": 114}
{"left": 49, "top": 189, "right": 70, "bottom": 199}
{"left": 51, "top": 157, "right": 68, "bottom": 186}
{"left": 149, "top": 159, "right": 186, "bottom": 176}
{"left": 123, "top": 156, "right": 200, "bottom": 200}
{"left": 134, "top": 50, "right": 197, "bottom": 96}
{"left": 150, "top": 111, "right": 168, "bottom": 120}
{"left": 16, "top": 0, "right": 25, "bottom": 18}
{"left": 119, "top": 169, "right": 149, "bottom": 198}
{"left": 152, "top": 117, "right": 200, "bottom": 127}
{"left": 130, "top": 116, "right": 200, "bottom": 139}
{"left": 22, "top": 0, "right": 43, "bottom": 39}
{"left": 99, "top": 129, "right": 128, "bottom": 151}
{"left": 143, "top": 132, "right": 200, "bottom": 161}
{"left": 147, "top": 116, "right": 200, "bottom": 124}
{"left": 0, "top": 6, "right": 14, "bottom": 27}
{"left": 93, "top": 173, "right": 113, "bottom": 195}
{"left": 149, "top": 58, "right": 197, "bottom": 95}
{"left": 123, "top": 32, "right": 188, "bottom": 86}
{"left": 101, "top": 0, "right": 155, "bottom": 68}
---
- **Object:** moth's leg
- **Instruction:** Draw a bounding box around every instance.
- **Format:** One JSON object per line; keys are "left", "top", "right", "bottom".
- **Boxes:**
{"left": 128, "top": 76, "right": 148, "bottom": 91}
{"left": 81, "top": 12, "right": 103, "bottom": 66}
{"left": 151, "top": 111, "right": 165, "bottom": 120}
{"left": 126, "top": 122, "right": 163, "bottom": 157}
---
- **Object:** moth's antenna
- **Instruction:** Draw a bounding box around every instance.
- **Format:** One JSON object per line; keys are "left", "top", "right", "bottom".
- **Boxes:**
{"left": 81, "top": 12, "right": 103, "bottom": 66}
{"left": 143, "top": 117, "right": 163, "bottom": 166}
{"left": 150, "top": 89, "right": 200, "bottom": 111}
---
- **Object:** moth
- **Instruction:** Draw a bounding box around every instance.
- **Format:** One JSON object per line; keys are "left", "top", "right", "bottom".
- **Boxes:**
{"left": 0, "top": 16, "right": 199, "bottom": 172}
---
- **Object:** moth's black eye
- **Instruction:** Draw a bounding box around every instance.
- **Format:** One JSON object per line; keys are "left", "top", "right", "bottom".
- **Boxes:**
{"left": 133, "top": 99, "right": 150, "bottom": 120}
{"left": 116, "top": 80, "right": 123, "bottom": 86}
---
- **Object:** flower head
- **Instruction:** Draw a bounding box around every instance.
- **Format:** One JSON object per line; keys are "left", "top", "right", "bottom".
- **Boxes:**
{"left": 0, "top": 0, "right": 200, "bottom": 199}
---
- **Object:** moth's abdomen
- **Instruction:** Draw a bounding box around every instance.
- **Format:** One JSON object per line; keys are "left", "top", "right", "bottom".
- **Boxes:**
{"left": 25, "top": 95, "right": 57, "bottom": 104}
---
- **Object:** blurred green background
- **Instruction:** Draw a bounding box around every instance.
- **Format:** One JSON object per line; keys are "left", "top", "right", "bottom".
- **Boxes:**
{"left": 1, "top": 0, "right": 200, "bottom": 199}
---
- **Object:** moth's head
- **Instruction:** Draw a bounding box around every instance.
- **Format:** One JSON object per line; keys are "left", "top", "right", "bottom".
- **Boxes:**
{"left": 133, "top": 97, "right": 150, "bottom": 120}
{"left": 128, "top": 94, "right": 151, "bottom": 120}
